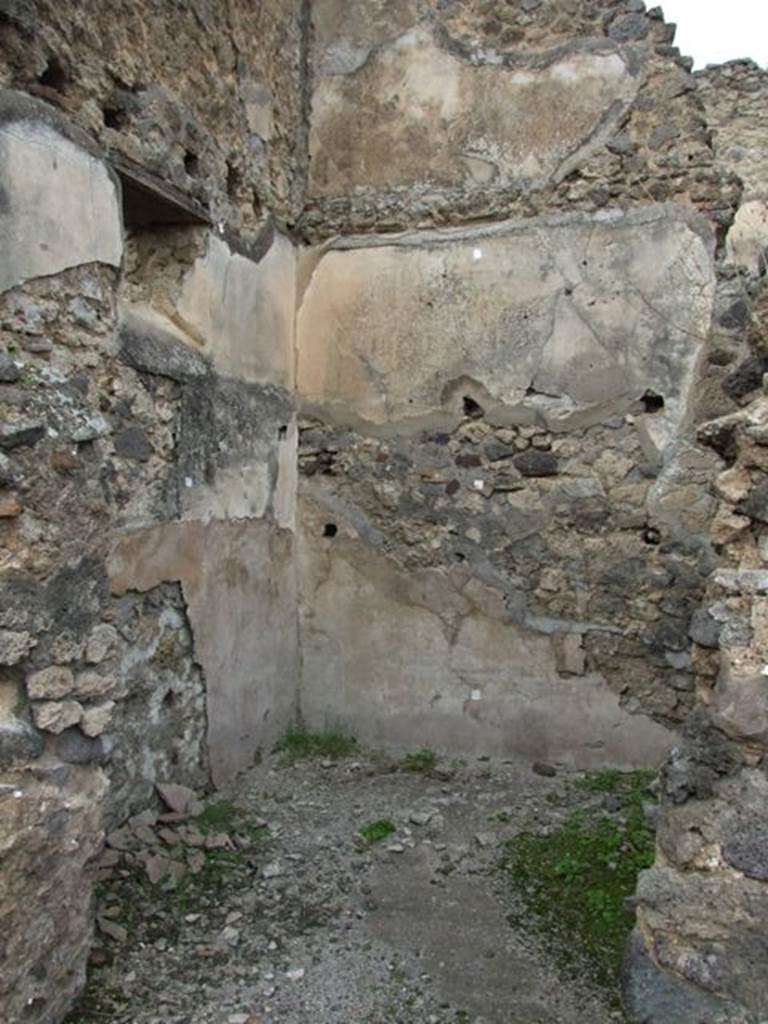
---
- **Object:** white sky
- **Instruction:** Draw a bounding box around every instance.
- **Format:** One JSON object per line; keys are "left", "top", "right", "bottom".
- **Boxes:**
{"left": 659, "top": 0, "right": 768, "bottom": 69}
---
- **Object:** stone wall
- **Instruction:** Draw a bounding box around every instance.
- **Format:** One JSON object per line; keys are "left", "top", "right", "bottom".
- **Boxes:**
{"left": 294, "top": 206, "right": 716, "bottom": 763}
{"left": 0, "top": 0, "right": 309, "bottom": 231}
{"left": 2, "top": 4, "right": 768, "bottom": 1023}
{"left": 299, "top": 0, "right": 732, "bottom": 238}
{"left": 0, "top": 3, "right": 303, "bottom": 1014}
{"left": 292, "top": 0, "right": 734, "bottom": 769}
{"left": 625, "top": 60, "right": 768, "bottom": 1024}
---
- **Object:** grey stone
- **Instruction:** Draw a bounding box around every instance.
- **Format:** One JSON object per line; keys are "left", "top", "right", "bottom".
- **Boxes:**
{"left": 156, "top": 781, "right": 202, "bottom": 816}
{"left": 70, "top": 415, "right": 111, "bottom": 443}
{"left": 0, "top": 629, "right": 35, "bottom": 665}
{"left": 32, "top": 699, "right": 83, "bottom": 734}
{"left": 0, "top": 419, "right": 45, "bottom": 451}
{"left": 53, "top": 726, "right": 106, "bottom": 764}
{"left": 0, "top": 353, "right": 20, "bottom": 382}
{"left": 85, "top": 624, "right": 118, "bottom": 664}
{"left": 483, "top": 441, "right": 515, "bottom": 462}
{"left": 0, "top": 717, "right": 43, "bottom": 768}
{"left": 26, "top": 666, "right": 75, "bottom": 700}
{"left": 513, "top": 451, "right": 558, "bottom": 478}
{"left": 114, "top": 427, "right": 153, "bottom": 462}
{"left": 622, "top": 928, "right": 746, "bottom": 1024}
{"left": 738, "top": 480, "right": 768, "bottom": 523}
{"left": 713, "top": 569, "right": 768, "bottom": 594}
{"left": 118, "top": 305, "right": 209, "bottom": 382}
{"left": 649, "top": 124, "right": 680, "bottom": 149}
{"left": 723, "top": 355, "right": 768, "bottom": 400}
{"left": 0, "top": 451, "right": 20, "bottom": 487}
{"left": 723, "top": 818, "right": 768, "bottom": 882}
{"left": 719, "top": 301, "right": 752, "bottom": 331}
{"left": 606, "top": 133, "right": 636, "bottom": 156}
{"left": 608, "top": 13, "right": 650, "bottom": 42}
{"left": 688, "top": 608, "right": 721, "bottom": 648}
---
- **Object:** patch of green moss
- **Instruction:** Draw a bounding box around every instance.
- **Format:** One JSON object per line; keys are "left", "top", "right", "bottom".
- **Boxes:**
{"left": 400, "top": 748, "right": 438, "bottom": 773}
{"left": 274, "top": 724, "right": 358, "bottom": 762}
{"left": 502, "top": 769, "right": 657, "bottom": 996}
{"left": 577, "top": 767, "right": 655, "bottom": 795}
{"left": 359, "top": 818, "right": 397, "bottom": 844}
{"left": 196, "top": 798, "right": 240, "bottom": 833}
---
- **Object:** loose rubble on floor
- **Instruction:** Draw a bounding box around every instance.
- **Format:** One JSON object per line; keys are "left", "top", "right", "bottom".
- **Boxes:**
{"left": 66, "top": 745, "right": 657, "bottom": 1024}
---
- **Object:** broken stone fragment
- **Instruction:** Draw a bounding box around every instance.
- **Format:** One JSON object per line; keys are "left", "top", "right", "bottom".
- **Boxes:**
{"left": 713, "top": 465, "right": 752, "bottom": 504}
{"left": 709, "top": 506, "right": 751, "bottom": 546}
{"left": 128, "top": 808, "right": 158, "bottom": 830}
{"left": 80, "top": 700, "right": 115, "bottom": 737}
{"left": 50, "top": 632, "right": 84, "bottom": 663}
{"left": 26, "top": 665, "right": 75, "bottom": 700}
{"left": 54, "top": 726, "right": 105, "bottom": 764}
{"left": 712, "top": 569, "right": 768, "bottom": 595}
{"left": 512, "top": 451, "right": 558, "bottom": 477}
{"left": 711, "top": 672, "right": 768, "bottom": 747}
{"left": 0, "top": 354, "right": 20, "bottom": 383}
{"left": 0, "top": 679, "right": 43, "bottom": 767}
{"left": 409, "top": 810, "right": 432, "bottom": 826}
{"left": 156, "top": 781, "right": 203, "bottom": 817}
{"left": 262, "top": 859, "right": 282, "bottom": 878}
{"left": 105, "top": 828, "right": 134, "bottom": 852}
{"left": 188, "top": 850, "right": 206, "bottom": 874}
{"left": 0, "top": 419, "right": 45, "bottom": 451}
{"left": 0, "top": 493, "right": 21, "bottom": 517}
{"left": 0, "top": 629, "right": 36, "bottom": 666}
{"left": 144, "top": 853, "right": 172, "bottom": 885}
{"left": 113, "top": 426, "right": 153, "bottom": 462}
{"left": 32, "top": 699, "right": 83, "bottom": 734}
{"left": 70, "top": 415, "right": 111, "bottom": 443}
{"left": 118, "top": 304, "right": 209, "bottom": 382}
{"left": 85, "top": 624, "right": 118, "bottom": 664}
{"left": 97, "top": 917, "right": 127, "bottom": 943}
{"left": 0, "top": 452, "right": 20, "bottom": 488}
{"left": 688, "top": 609, "right": 722, "bottom": 649}
{"left": 0, "top": 717, "right": 43, "bottom": 767}
{"left": 132, "top": 825, "right": 158, "bottom": 845}
{"left": 72, "top": 670, "right": 116, "bottom": 698}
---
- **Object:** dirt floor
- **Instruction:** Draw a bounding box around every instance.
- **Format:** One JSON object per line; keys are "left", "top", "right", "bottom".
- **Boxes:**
{"left": 66, "top": 746, "right": 649, "bottom": 1024}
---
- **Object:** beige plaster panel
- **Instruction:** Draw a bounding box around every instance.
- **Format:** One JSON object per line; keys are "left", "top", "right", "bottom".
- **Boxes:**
{"left": 309, "top": 27, "right": 640, "bottom": 197}
{"left": 109, "top": 519, "right": 298, "bottom": 785}
{"left": 298, "top": 502, "right": 674, "bottom": 769}
{"left": 297, "top": 206, "right": 715, "bottom": 440}
{"left": 181, "top": 463, "right": 272, "bottom": 525}
{"left": 176, "top": 232, "right": 296, "bottom": 388}
{"left": 0, "top": 120, "right": 122, "bottom": 294}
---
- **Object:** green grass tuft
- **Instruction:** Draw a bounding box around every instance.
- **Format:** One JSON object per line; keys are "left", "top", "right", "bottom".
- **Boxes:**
{"left": 275, "top": 724, "right": 358, "bottom": 762}
{"left": 400, "top": 748, "right": 438, "bottom": 773}
{"left": 359, "top": 819, "right": 397, "bottom": 844}
{"left": 502, "top": 769, "right": 657, "bottom": 996}
{"left": 196, "top": 799, "right": 240, "bottom": 833}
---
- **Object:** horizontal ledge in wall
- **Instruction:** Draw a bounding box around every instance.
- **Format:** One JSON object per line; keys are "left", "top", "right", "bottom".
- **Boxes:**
{"left": 110, "top": 153, "right": 211, "bottom": 228}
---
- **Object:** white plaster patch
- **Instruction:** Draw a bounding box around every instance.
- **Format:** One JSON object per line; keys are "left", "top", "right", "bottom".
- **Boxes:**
{"left": 0, "top": 120, "right": 122, "bottom": 294}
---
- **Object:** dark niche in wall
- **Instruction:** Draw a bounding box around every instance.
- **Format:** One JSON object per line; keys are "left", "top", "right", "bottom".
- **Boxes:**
{"left": 111, "top": 154, "right": 211, "bottom": 229}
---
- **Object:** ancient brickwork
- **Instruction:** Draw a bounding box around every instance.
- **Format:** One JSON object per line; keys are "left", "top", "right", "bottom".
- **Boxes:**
{"left": 293, "top": 0, "right": 733, "bottom": 760}
{"left": 625, "top": 60, "right": 768, "bottom": 1024}
{"left": 299, "top": 0, "right": 735, "bottom": 239}
{"left": 0, "top": 8, "right": 302, "bottom": 1014}
{"left": 0, "top": 0, "right": 308, "bottom": 232}
{"left": 1, "top": 3, "right": 767, "bottom": 1024}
